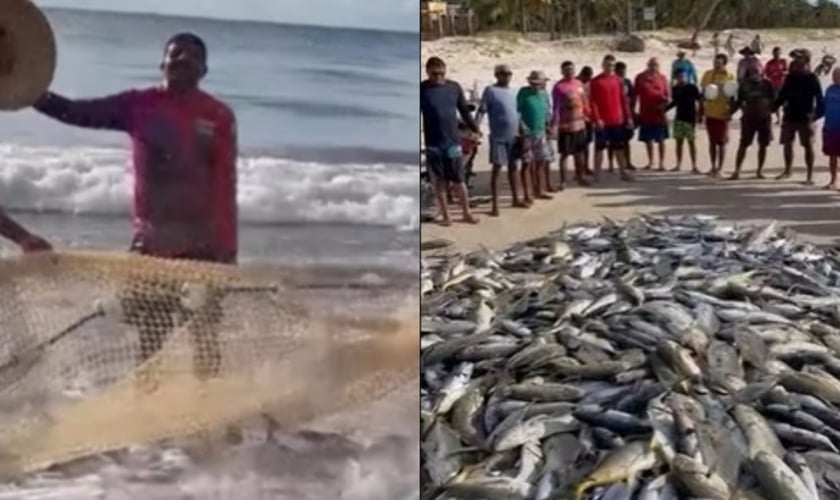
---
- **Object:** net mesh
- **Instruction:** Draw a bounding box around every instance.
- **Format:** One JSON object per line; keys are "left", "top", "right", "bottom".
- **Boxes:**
{"left": 0, "top": 251, "right": 417, "bottom": 476}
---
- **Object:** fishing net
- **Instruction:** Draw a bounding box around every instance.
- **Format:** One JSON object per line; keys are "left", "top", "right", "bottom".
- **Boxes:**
{"left": 0, "top": 251, "right": 417, "bottom": 476}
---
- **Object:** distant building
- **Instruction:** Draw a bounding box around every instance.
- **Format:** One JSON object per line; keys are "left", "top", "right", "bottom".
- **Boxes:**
{"left": 421, "top": 1, "right": 474, "bottom": 40}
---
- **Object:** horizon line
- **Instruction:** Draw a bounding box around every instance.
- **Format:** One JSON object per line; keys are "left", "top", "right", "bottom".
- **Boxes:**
{"left": 43, "top": 5, "right": 419, "bottom": 35}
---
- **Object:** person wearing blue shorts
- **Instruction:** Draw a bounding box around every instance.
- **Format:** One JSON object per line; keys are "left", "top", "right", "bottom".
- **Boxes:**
{"left": 634, "top": 58, "right": 671, "bottom": 170}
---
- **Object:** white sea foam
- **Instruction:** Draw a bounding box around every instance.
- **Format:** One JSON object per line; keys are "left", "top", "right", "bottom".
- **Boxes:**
{"left": 0, "top": 144, "right": 419, "bottom": 231}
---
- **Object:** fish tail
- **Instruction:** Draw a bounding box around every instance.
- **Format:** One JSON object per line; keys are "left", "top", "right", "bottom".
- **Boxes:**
{"left": 572, "top": 480, "right": 593, "bottom": 499}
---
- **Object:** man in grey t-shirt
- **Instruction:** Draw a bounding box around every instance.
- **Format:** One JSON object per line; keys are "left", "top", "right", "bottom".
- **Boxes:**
{"left": 475, "top": 64, "right": 524, "bottom": 216}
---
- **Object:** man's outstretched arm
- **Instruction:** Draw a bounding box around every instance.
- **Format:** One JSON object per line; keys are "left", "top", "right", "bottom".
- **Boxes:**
{"left": 0, "top": 209, "right": 52, "bottom": 252}
{"left": 32, "top": 91, "right": 136, "bottom": 132}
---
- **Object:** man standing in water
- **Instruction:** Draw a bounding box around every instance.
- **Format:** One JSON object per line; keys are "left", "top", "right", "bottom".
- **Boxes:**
{"left": 0, "top": 209, "right": 52, "bottom": 253}
{"left": 32, "top": 33, "right": 237, "bottom": 380}
{"left": 476, "top": 64, "right": 524, "bottom": 215}
{"left": 729, "top": 61, "right": 776, "bottom": 180}
{"left": 774, "top": 50, "right": 824, "bottom": 184}
{"left": 421, "top": 56, "right": 480, "bottom": 225}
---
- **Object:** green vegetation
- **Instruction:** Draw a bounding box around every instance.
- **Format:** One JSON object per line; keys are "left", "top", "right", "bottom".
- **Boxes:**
{"left": 462, "top": 0, "right": 840, "bottom": 36}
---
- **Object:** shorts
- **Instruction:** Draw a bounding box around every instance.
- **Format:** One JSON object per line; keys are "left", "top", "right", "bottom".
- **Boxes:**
{"left": 705, "top": 118, "right": 730, "bottom": 145}
{"left": 594, "top": 125, "right": 629, "bottom": 151}
{"left": 672, "top": 120, "right": 696, "bottom": 141}
{"left": 556, "top": 130, "right": 588, "bottom": 155}
{"left": 488, "top": 138, "right": 520, "bottom": 167}
{"left": 638, "top": 124, "right": 670, "bottom": 143}
{"left": 780, "top": 121, "right": 815, "bottom": 146}
{"left": 426, "top": 145, "right": 466, "bottom": 183}
{"left": 522, "top": 134, "right": 551, "bottom": 163}
{"left": 584, "top": 123, "right": 594, "bottom": 144}
{"left": 740, "top": 117, "right": 773, "bottom": 147}
{"left": 824, "top": 130, "right": 840, "bottom": 156}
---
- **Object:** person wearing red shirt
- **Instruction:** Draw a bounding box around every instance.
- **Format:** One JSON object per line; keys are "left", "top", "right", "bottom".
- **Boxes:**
{"left": 764, "top": 46, "right": 788, "bottom": 124}
{"left": 588, "top": 54, "right": 634, "bottom": 182}
{"left": 634, "top": 58, "right": 671, "bottom": 171}
{"left": 32, "top": 33, "right": 237, "bottom": 383}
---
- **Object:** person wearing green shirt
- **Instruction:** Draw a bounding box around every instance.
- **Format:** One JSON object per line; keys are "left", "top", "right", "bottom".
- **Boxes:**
{"left": 517, "top": 70, "right": 553, "bottom": 202}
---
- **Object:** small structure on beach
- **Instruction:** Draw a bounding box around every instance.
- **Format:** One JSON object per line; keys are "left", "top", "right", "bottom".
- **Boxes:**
{"left": 421, "top": 1, "right": 475, "bottom": 40}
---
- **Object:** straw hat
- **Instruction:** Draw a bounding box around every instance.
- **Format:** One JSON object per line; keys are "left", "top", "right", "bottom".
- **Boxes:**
{"left": 0, "top": 0, "right": 56, "bottom": 111}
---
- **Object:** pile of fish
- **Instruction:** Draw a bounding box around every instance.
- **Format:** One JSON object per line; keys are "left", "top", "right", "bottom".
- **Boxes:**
{"left": 420, "top": 215, "right": 840, "bottom": 500}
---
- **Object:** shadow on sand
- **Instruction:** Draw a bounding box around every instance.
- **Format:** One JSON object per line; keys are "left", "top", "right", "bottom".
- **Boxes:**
{"left": 464, "top": 163, "right": 840, "bottom": 244}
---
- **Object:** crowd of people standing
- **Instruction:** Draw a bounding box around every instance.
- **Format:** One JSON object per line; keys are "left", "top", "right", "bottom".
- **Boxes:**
{"left": 420, "top": 42, "right": 840, "bottom": 226}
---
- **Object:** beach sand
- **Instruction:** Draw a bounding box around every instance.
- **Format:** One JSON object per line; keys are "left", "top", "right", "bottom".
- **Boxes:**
{"left": 422, "top": 29, "right": 840, "bottom": 250}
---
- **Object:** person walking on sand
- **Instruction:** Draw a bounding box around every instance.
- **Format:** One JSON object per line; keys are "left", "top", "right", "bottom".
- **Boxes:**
{"left": 551, "top": 60, "right": 591, "bottom": 188}
{"left": 774, "top": 50, "right": 824, "bottom": 184}
{"left": 420, "top": 56, "right": 480, "bottom": 225}
{"left": 728, "top": 60, "right": 776, "bottom": 180}
{"left": 712, "top": 32, "right": 721, "bottom": 56}
{"left": 667, "top": 68, "right": 701, "bottom": 173}
{"left": 32, "top": 33, "right": 237, "bottom": 381}
{"left": 725, "top": 34, "right": 736, "bottom": 59}
{"left": 517, "top": 70, "right": 553, "bottom": 200}
{"left": 750, "top": 34, "right": 765, "bottom": 56}
{"left": 475, "top": 64, "right": 525, "bottom": 216}
{"left": 614, "top": 61, "right": 637, "bottom": 172}
{"left": 671, "top": 51, "right": 698, "bottom": 86}
{"left": 635, "top": 58, "right": 671, "bottom": 171}
{"left": 764, "top": 46, "right": 788, "bottom": 124}
{"left": 0, "top": 208, "right": 52, "bottom": 253}
{"left": 589, "top": 54, "right": 635, "bottom": 182}
{"left": 821, "top": 68, "right": 840, "bottom": 190}
{"left": 700, "top": 54, "right": 736, "bottom": 176}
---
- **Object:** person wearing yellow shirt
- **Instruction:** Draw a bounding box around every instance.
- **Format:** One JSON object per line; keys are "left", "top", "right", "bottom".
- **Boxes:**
{"left": 700, "top": 54, "right": 736, "bottom": 176}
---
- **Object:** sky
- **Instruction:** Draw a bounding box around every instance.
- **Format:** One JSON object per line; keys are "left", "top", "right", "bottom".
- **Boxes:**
{"left": 36, "top": 0, "right": 419, "bottom": 32}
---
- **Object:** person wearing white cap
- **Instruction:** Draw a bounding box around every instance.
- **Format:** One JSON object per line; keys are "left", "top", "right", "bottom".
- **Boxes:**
{"left": 517, "top": 70, "right": 553, "bottom": 202}
{"left": 475, "top": 64, "right": 525, "bottom": 215}
{"left": 0, "top": 209, "right": 52, "bottom": 253}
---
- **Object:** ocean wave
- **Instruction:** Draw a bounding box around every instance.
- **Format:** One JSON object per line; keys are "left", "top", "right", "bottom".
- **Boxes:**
{"left": 0, "top": 144, "right": 419, "bottom": 230}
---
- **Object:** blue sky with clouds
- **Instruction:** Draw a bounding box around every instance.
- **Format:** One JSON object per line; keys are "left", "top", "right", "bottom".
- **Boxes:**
{"left": 35, "top": 0, "right": 419, "bottom": 32}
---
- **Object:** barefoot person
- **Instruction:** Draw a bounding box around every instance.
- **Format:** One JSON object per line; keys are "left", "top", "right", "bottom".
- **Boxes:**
{"left": 475, "top": 64, "right": 524, "bottom": 215}
{"left": 614, "top": 61, "right": 637, "bottom": 171}
{"left": 517, "top": 70, "right": 553, "bottom": 200}
{"left": 420, "top": 56, "right": 480, "bottom": 225}
{"left": 729, "top": 60, "right": 775, "bottom": 180}
{"left": 774, "top": 49, "right": 824, "bottom": 184}
{"left": 589, "top": 55, "right": 634, "bottom": 182}
{"left": 667, "top": 68, "right": 701, "bottom": 173}
{"left": 578, "top": 66, "right": 595, "bottom": 175}
{"left": 823, "top": 68, "right": 840, "bottom": 190}
{"left": 32, "top": 33, "right": 237, "bottom": 380}
{"left": 551, "top": 61, "right": 591, "bottom": 188}
{"left": 635, "top": 58, "right": 671, "bottom": 171}
{"left": 764, "top": 47, "right": 788, "bottom": 124}
{"left": 0, "top": 209, "right": 52, "bottom": 253}
{"left": 700, "top": 54, "right": 736, "bottom": 176}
